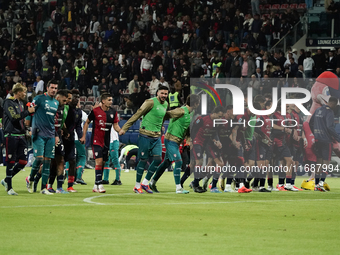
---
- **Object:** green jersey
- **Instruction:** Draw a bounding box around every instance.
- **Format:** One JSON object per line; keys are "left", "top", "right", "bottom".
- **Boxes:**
{"left": 167, "top": 106, "right": 190, "bottom": 140}
{"left": 245, "top": 115, "right": 256, "bottom": 140}
{"left": 141, "top": 97, "right": 168, "bottom": 133}
{"left": 32, "top": 93, "right": 59, "bottom": 138}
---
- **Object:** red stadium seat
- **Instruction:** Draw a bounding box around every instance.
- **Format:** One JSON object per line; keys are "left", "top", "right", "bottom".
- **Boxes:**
{"left": 271, "top": 4, "right": 280, "bottom": 10}
{"left": 298, "top": 3, "right": 307, "bottom": 9}
{"left": 290, "top": 4, "right": 298, "bottom": 9}
{"left": 281, "top": 4, "right": 289, "bottom": 9}
{"left": 80, "top": 96, "right": 86, "bottom": 102}
{"left": 87, "top": 96, "right": 95, "bottom": 102}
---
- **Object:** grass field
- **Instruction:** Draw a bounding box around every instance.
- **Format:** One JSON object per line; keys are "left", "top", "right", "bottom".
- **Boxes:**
{"left": 1, "top": 167, "right": 340, "bottom": 255}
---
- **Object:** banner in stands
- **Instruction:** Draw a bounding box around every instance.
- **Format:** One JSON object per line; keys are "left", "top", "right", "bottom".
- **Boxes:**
{"left": 306, "top": 39, "right": 340, "bottom": 47}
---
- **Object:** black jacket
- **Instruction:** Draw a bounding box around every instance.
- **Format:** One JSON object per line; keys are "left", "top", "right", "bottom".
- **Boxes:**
{"left": 3, "top": 97, "right": 29, "bottom": 136}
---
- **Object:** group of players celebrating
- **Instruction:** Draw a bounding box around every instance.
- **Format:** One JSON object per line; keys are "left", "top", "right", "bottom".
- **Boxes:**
{"left": 1, "top": 80, "right": 339, "bottom": 195}
{"left": 189, "top": 94, "right": 339, "bottom": 193}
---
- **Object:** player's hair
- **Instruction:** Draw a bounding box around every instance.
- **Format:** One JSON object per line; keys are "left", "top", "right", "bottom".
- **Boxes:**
{"left": 101, "top": 93, "right": 112, "bottom": 103}
{"left": 253, "top": 102, "right": 262, "bottom": 110}
{"left": 212, "top": 105, "right": 226, "bottom": 114}
{"left": 186, "top": 94, "right": 200, "bottom": 106}
{"left": 47, "top": 80, "right": 59, "bottom": 88}
{"left": 265, "top": 100, "right": 272, "bottom": 108}
{"left": 56, "top": 89, "right": 69, "bottom": 98}
{"left": 65, "top": 89, "right": 72, "bottom": 95}
{"left": 12, "top": 83, "right": 27, "bottom": 94}
{"left": 329, "top": 96, "right": 338, "bottom": 105}
{"left": 254, "top": 95, "right": 266, "bottom": 103}
{"left": 226, "top": 105, "right": 233, "bottom": 110}
{"left": 157, "top": 85, "right": 169, "bottom": 93}
{"left": 71, "top": 89, "right": 80, "bottom": 95}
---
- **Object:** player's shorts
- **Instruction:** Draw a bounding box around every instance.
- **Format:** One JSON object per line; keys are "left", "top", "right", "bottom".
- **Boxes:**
{"left": 138, "top": 134, "right": 162, "bottom": 160}
{"left": 63, "top": 138, "right": 76, "bottom": 162}
{"left": 164, "top": 139, "right": 181, "bottom": 162}
{"left": 192, "top": 143, "right": 220, "bottom": 160}
{"left": 256, "top": 141, "right": 273, "bottom": 161}
{"left": 244, "top": 137, "right": 256, "bottom": 162}
{"left": 75, "top": 140, "right": 86, "bottom": 159}
{"left": 314, "top": 141, "right": 332, "bottom": 161}
{"left": 55, "top": 138, "right": 65, "bottom": 156}
{"left": 32, "top": 135, "right": 55, "bottom": 159}
{"left": 5, "top": 135, "right": 28, "bottom": 162}
{"left": 274, "top": 144, "right": 291, "bottom": 160}
{"left": 93, "top": 144, "right": 109, "bottom": 162}
{"left": 228, "top": 143, "right": 244, "bottom": 158}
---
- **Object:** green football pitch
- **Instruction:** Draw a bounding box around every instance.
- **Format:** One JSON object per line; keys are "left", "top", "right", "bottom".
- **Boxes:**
{"left": 1, "top": 168, "right": 340, "bottom": 255}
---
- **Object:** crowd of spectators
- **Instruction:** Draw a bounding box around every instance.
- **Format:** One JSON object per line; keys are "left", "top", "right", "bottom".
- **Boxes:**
{"left": 0, "top": 0, "right": 338, "bottom": 115}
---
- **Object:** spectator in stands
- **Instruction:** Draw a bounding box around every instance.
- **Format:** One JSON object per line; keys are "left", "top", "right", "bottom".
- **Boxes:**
{"left": 159, "top": 76, "right": 169, "bottom": 88}
{"left": 149, "top": 74, "right": 160, "bottom": 97}
{"left": 98, "top": 78, "right": 109, "bottom": 95}
{"left": 128, "top": 75, "right": 140, "bottom": 94}
{"left": 110, "top": 78, "right": 122, "bottom": 105}
{"left": 172, "top": 76, "right": 182, "bottom": 95}
{"left": 60, "top": 59, "right": 73, "bottom": 90}
{"left": 242, "top": 54, "right": 255, "bottom": 78}
{"left": 155, "top": 65, "right": 168, "bottom": 81}
{"left": 78, "top": 69, "right": 88, "bottom": 96}
{"left": 303, "top": 51, "right": 314, "bottom": 78}
{"left": 119, "top": 60, "right": 129, "bottom": 90}
{"left": 35, "top": 76, "right": 44, "bottom": 94}
{"left": 141, "top": 52, "right": 152, "bottom": 84}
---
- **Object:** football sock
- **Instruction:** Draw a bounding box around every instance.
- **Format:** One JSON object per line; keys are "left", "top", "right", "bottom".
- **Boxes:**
{"left": 315, "top": 174, "right": 320, "bottom": 185}
{"left": 279, "top": 178, "right": 285, "bottom": 185}
{"left": 226, "top": 178, "right": 233, "bottom": 185}
{"left": 173, "top": 160, "right": 182, "bottom": 185}
{"left": 211, "top": 178, "right": 218, "bottom": 189}
{"left": 29, "top": 157, "right": 43, "bottom": 182}
{"left": 34, "top": 172, "right": 42, "bottom": 186}
{"left": 12, "top": 160, "right": 27, "bottom": 176}
{"left": 95, "top": 165, "right": 103, "bottom": 185}
{"left": 144, "top": 156, "right": 162, "bottom": 181}
{"left": 268, "top": 178, "right": 273, "bottom": 187}
{"left": 136, "top": 159, "right": 148, "bottom": 183}
{"left": 180, "top": 166, "right": 191, "bottom": 187}
{"left": 152, "top": 158, "right": 171, "bottom": 182}
{"left": 259, "top": 178, "right": 266, "bottom": 187}
{"left": 57, "top": 175, "right": 64, "bottom": 189}
{"left": 41, "top": 159, "right": 51, "bottom": 190}
{"left": 5, "top": 161, "right": 15, "bottom": 191}
{"left": 103, "top": 165, "right": 110, "bottom": 181}
{"left": 115, "top": 169, "right": 120, "bottom": 181}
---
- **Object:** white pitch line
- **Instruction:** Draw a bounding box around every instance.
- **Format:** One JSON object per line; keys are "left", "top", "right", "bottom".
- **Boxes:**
{"left": 1, "top": 194, "right": 340, "bottom": 209}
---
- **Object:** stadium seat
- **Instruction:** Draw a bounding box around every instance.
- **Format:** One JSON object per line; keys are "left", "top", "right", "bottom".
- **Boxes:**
{"left": 87, "top": 96, "right": 95, "bottom": 102}
{"left": 80, "top": 96, "right": 87, "bottom": 102}
{"left": 298, "top": 3, "right": 306, "bottom": 9}
{"left": 119, "top": 133, "right": 130, "bottom": 144}
{"left": 271, "top": 4, "right": 279, "bottom": 10}
{"left": 84, "top": 105, "right": 92, "bottom": 111}
{"left": 290, "top": 3, "right": 297, "bottom": 9}
{"left": 280, "top": 4, "right": 289, "bottom": 9}
{"left": 119, "top": 120, "right": 127, "bottom": 127}
{"left": 131, "top": 120, "right": 141, "bottom": 130}
{"left": 130, "top": 133, "right": 139, "bottom": 145}
{"left": 84, "top": 101, "right": 94, "bottom": 106}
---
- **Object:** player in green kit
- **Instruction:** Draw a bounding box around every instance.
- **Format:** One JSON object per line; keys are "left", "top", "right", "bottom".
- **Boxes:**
{"left": 26, "top": 80, "right": 59, "bottom": 195}
{"left": 119, "top": 85, "right": 169, "bottom": 194}
{"left": 148, "top": 94, "right": 200, "bottom": 193}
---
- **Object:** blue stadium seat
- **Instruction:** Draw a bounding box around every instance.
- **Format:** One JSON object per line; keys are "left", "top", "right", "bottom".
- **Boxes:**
{"left": 119, "top": 133, "right": 130, "bottom": 144}
{"left": 131, "top": 120, "right": 141, "bottom": 130}
{"left": 119, "top": 120, "right": 127, "bottom": 127}
{"left": 130, "top": 133, "right": 139, "bottom": 145}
